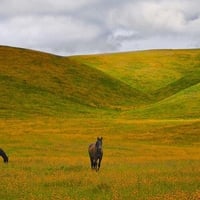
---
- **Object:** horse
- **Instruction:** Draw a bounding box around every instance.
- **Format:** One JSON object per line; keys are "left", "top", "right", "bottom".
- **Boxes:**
{"left": 0, "top": 148, "right": 8, "bottom": 163}
{"left": 88, "top": 137, "right": 103, "bottom": 171}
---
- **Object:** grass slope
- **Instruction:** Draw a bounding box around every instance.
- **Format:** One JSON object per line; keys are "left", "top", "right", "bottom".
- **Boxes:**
{"left": 0, "top": 46, "right": 200, "bottom": 119}
{"left": 152, "top": 69, "right": 200, "bottom": 101}
{"left": 124, "top": 83, "right": 200, "bottom": 119}
{"left": 0, "top": 46, "right": 149, "bottom": 118}
{"left": 70, "top": 49, "right": 200, "bottom": 119}
{"left": 0, "top": 73, "right": 94, "bottom": 118}
{"left": 0, "top": 46, "right": 200, "bottom": 199}
{"left": 71, "top": 49, "right": 200, "bottom": 94}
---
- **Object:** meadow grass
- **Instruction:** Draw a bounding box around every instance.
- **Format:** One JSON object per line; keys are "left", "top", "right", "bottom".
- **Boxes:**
{"left": 0, "top": 46, "right": 149, "bottom": 114}
{"left": 0, "top": 118, "right": 199, "bottom": 200}
{"left": 71, "top": 49, "right": 200, "bottom": 94}
{"left": 0, "top": 47, "right": 200, "bottom": 199}
{"left": 123, "top": 83, "right": 200, "bottom": 119}
{"left": 1, "top": 47, "right": 200, "bottom": 119}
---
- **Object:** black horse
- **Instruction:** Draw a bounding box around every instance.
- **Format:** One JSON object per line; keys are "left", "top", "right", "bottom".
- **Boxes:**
{"left": 0, "top": 148, "right": 8, "bottom": 163}
{"left": 88, "top": 137, "right": 103, "bottom": 171}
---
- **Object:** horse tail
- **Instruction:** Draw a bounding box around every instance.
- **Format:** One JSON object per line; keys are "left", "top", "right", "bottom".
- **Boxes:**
{"left": 0, "top": 148, "right": 8, "bottom": 163}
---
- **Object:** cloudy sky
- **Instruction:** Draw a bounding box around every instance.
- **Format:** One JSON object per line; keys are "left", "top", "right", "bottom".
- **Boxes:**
{"left": 0, "top": 0, "right": 200, "bottom": 55}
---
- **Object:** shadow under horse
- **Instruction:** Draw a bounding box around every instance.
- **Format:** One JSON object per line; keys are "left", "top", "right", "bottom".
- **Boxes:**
{"left": 88, "top": 137, "right": 103, "bottom": 171}
{"left": 0, "top": 148, "right": 8, "bottom": 163}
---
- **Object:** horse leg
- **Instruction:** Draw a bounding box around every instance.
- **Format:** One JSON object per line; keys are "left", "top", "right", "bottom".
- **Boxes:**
{"left": 90, "top": 157, "right": 93, "bottom": 169}
{"left": 97, "top": 157, "right": 102, "bottom": 171}
{"left": 95, "top": 158, "right": 99, "bottom": 172}
{"left": 94, "top": 160, "right": 97, "bottom": 171}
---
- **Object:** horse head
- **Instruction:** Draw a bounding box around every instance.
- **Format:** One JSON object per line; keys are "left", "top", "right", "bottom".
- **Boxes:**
{"left": 96, "top": 137, "right": 103, "bottom": 154}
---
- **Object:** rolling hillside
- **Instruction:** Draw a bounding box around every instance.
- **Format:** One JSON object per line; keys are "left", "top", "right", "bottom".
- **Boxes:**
{"left": 0, "top": 46, "right": 148, "bottom": 118}
{"left": 70, "top": 49, "right": 200, "bottom": 119}
{"left": 1, "top": 46, "right": 199, "bottom": 200}
{"left": 0, "top": 46, "right": 200, "bottom": 119}
{"left": 125, "top": 83, "right": 200, "bottom": 119}
{"left": 70, "top": 49, "right": 200, "bottom": 96}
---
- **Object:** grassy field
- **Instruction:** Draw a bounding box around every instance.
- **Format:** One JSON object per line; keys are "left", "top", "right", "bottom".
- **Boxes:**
{"left": 0, "top": 118, "right": 199, "bottom": 200}
{"left": 0, "top": 46, "right": 200, "bottom": 199}
{"left": 71, "top": 49, "right": 200, "bottom": 95}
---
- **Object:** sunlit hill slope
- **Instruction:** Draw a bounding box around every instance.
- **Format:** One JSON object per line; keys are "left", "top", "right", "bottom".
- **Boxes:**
{"left": 0, "top": 46, "right": 200, "bottom": 119}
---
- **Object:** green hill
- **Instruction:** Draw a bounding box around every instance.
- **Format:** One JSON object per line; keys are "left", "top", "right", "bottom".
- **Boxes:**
{"left": 0, "top": 46, "right": 200, "bottom": 119}
{"left": 123, "top": 83, "right": 200, "bottom": 119}
{"left": 0, "top": 46, "right": 148, "bottom": 118}
{"left": 70, "top": 49, "right": 200, "bottom": 94}
{"left": 70, "top": 49, "right": 200, "bottom": 119}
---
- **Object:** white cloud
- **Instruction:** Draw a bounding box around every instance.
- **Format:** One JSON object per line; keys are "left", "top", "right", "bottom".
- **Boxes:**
{"left": 0, "top": 15, "right": 101, "bottom": 54}
{"left": 0, "top": 0, "right": 200, "bottom": 55}
{"left": 0, "top": 0, "right": 95, "bottom": 15}
{"left": 109, "top": 1, "right": 186, "bottom": 34}
{"left": 108, "top": 0, "right": 200, "bottom": 50}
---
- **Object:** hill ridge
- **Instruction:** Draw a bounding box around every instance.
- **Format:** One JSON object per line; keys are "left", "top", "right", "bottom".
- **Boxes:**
{"left": 0, "top": 46, "right": 150, "bottom": 118}
{"left": 0, "top": 46, "right": 199, "bottom": 119}
{"left": 151, "top": 70, "right": 200, "bottom": 101}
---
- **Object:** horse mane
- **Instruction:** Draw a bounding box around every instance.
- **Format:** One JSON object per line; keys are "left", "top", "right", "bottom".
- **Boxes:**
{"left": 0, "top": 148, "right": 8, "bottom": 163}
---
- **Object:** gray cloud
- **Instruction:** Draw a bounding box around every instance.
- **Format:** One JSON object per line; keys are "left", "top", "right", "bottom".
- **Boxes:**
{"left": 0, "top": 0, "right": 200, "bottom": 55}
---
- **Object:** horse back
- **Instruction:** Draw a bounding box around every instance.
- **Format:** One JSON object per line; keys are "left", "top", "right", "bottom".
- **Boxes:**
{"left": 88, "top": 143, "right": 103, "bottom": 159}
{"left": 88, "top": 143, "right": 96, "bottom": 156}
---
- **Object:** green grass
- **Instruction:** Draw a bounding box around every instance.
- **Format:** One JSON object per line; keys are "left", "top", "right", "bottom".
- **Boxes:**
{"left": 71, "top": 49, "right": 200, "bottom": 94}
{"left": 124, "top": 83, "right": 200, "bottom": 119}
{"left": 0, "top": 74, "right": 105, "bottom": 118}
{"left": 1, "top": 46, "right": 200, "bottom": 118}
{"left": 151, "top": 69, "right": 200, "bottom": 101}
{"left": 0, "top": 118, "right": 199, "bottom": 200}
{"left": 0, "top": 46, "right": 150, "bottom": 119}
{"left": 70, "top": 48, "right": 200, "bottom": 119}
{"left": 0, "top": 46, "right": 200, "bottom": 199}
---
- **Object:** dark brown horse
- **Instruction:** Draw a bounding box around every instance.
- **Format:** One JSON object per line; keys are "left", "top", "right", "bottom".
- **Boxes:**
{"left": 88, "top": 137, "right": 103, "bottom": 171}
{"left": 0, "top": 148, "right": 8, "bottom": 163}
